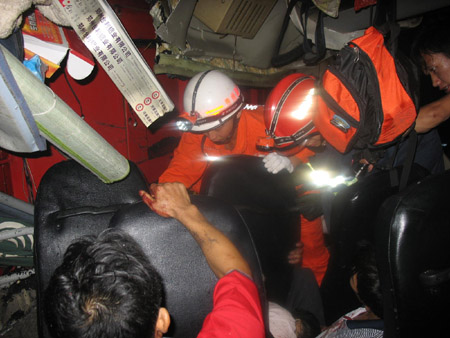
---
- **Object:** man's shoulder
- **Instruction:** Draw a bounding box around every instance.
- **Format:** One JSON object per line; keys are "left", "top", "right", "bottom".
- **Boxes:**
{"left": 242, "top": 105, "right": 265, "bottom": 125}
{"left": 180, "top": 131, "right": 205, "bottom": 144}
{"left": 170, "top": 132, "right": 205, "bottom": 155}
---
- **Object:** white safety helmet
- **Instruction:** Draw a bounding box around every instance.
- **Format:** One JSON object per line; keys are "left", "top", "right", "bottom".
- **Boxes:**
{"left": 176, "top": 70, "right": 244, "bottom": 132}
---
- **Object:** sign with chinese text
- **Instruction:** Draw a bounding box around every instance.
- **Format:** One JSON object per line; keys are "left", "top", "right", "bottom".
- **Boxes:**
{"left": 53, "top": 0, "right": 174, "bottom": 127}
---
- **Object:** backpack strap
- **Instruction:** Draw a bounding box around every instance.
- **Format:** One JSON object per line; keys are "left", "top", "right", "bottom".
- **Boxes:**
{"left": 271, "top": 0, "right": 305, "bottom": 67}
{"left": 373, "top": 0, "right": 400, "bottom": 55}
{"left": 398, "top": 130, "right": 418, "bottom": 191}
{"left": 387, "top": 142, "right": 401, "bottom": 187}
{"left": 373, "top": 0, "right": 396, "bottom": 28}
{"left": 374, "top": 0, "right": 417, "bottom": 191}
{"left": 385, "top": 131, "right": 418, "bottom": 191}
{"left": 271, "top": 0, "right": 326, "bottom": 67}
{"left": 300, "top": 0, "right": 326, "bottom": 65}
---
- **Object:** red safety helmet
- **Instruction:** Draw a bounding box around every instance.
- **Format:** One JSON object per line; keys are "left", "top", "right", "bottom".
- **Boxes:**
{"left": 263, "top": 73, "right": 318, "bottom": 153}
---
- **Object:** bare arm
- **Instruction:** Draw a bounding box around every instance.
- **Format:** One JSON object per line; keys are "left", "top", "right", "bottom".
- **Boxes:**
{"left": 140, "top": 183, "right": 251, "bottom": 279}
{"left": 289, "top": 155, "right": 303, "bottom": 168}
{"left": 415, "top": 94, "right": 450, "bottom": 133}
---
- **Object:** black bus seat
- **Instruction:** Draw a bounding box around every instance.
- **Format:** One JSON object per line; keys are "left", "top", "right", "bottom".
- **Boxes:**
{"left": 200, "top": 154, "right": 300, "bottom": 306}
{"left": 320, "top": 164, "right": 429, "bottom": 324}
{"left": 34, "top": 160, "right": 149, "bottom": 338}
{"left": 376, "top": 169, "right": 450, "bottom": 337}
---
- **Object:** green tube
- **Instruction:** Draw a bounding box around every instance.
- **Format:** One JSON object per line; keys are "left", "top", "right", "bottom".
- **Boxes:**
{"left": 1, "top": 45, "right": 129, "bottom": 183}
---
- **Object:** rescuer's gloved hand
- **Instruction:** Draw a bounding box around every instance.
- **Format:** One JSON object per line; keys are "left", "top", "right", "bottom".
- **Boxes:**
{"left": 263, "top": 152, "right": 294, "bottom": 174}
{"left": 297, "top": 193, "right": 323, "bottom": 221}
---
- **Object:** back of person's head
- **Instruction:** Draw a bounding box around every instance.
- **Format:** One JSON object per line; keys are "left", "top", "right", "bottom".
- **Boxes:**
{"left": 412, "top": 21, "right": 450, "bottom": 66}
{"left": 45, "top": 229, "right": 163, "bottom": 338}
{"left": 291, "top": 309, "right": 321, "bottom": 338}
{"left": 351, "top": 241, "right": 383, "bottom": 319}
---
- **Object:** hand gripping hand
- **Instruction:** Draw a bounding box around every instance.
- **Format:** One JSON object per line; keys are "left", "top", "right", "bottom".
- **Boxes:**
{"left": 263, "top": 152, "right": 294, "bottom": 174}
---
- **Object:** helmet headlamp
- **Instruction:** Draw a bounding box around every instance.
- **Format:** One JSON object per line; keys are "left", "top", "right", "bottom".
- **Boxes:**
{"left": 176, "top": 119, "right": 193, "bottom": 131}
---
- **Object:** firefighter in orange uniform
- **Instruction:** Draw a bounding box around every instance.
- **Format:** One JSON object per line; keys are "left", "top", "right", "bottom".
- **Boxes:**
{"left": 262, "top": 74, "right": 330, "bottom": 285}
{"left": 159, "top": 70, "right": 267, "bottom": 192}
{"left": 160, "top": 70, "right": 328, "bottom": 284}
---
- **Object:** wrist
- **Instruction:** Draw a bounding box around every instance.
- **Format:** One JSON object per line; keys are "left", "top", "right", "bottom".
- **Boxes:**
{"left": 173, "top": 204, "right": 201, "bottom": 223}
{"left": 289, "top": 155, "right": 301, "bottom": 168}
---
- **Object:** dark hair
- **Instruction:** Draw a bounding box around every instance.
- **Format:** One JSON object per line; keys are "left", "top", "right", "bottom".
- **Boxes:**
{"left": 45, "top": 229, "right": 163, "bottom": 338}
{"left": 292, "top": 309, "right": 321, "bottom": 338}
{"left": 412, "top": 21, "right": 450, "bottom": 68}
{"left": 351, "top": 241, "right": 383, "bottom": 319}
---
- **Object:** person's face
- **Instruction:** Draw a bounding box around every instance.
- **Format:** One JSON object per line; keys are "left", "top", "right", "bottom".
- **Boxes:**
{"left": 350, "top": 273, "right": 358, "bottom": 294}
{"left": 304, "top": 134, "right": 324, "bottom": 148}
{"left": 277, "top": 134, "right": 325, "bottom": 156}
{"left": 204, "top": 116, "right": 236, "bottom": 145}
{"left": 422, "top": 52, "right": 450, "bottom": 93}
{"left": 304, "top": 134, "right": 326, "bottom": 153}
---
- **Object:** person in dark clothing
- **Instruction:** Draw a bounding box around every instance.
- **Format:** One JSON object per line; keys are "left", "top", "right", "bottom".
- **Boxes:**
{"left": 413, "top": 21, "right": 450, "bottom": 134}
{"left": 317, "top": 242, "right": 383, "bottom": 338}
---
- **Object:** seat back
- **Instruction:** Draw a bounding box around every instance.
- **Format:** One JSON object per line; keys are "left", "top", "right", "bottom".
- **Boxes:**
{"left": 110, "top": 196, "right": 265, "bottom": 337}
{"left": 376, "top": 169, "right": 450, "bottom": 337}
{"left": 200, "top": 155, "right": 300, "bottom": 305}
{"left": 320, "top": 164, "right": 429, "bottom": 324}
{"left": 35, "top": 160, "right": 266, "bottom": 338}
{"left": 35, "top": 160, "right": 149, "bottom": 338}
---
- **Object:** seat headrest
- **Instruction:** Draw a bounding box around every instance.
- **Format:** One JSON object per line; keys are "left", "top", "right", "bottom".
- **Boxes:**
{"left": 200, "top": 154, "right": 300, "bottom": 306}
{"left": 330, "top": 164, "right": 429, "bottom": 263}
{"left": 201, "top": 155, "right": 298, "bottom": 211}
{"left": 35, "top": 159, "right": 147, "bottom": 213}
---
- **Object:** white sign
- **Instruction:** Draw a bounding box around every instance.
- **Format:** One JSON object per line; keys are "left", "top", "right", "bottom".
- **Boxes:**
{"left": 53, "top": 0, "right": 174, "bottom": 127}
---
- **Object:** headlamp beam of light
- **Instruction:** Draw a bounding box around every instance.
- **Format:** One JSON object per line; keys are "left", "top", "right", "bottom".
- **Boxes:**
{"left": 291, "top": 88, "right": 315, "bottom": 120}
{"left": 204, "top": 155, "right": 222, "bottom": 162}
{"left": 307, "top": 166, "right": 346, "bottom": 188}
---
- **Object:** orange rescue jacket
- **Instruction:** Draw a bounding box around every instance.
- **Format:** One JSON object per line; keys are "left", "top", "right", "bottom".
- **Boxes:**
{"left": 159, "top": 106, "right": 315, "bottom": 193}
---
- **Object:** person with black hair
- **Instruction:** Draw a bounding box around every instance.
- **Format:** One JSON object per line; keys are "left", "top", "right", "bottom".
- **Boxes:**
{"left": 317, "top": 242, "right": 383, "bottom": 338}
{"left": 414, "top": 20, "right": 450, "bottom": 133}
{"left": 45, "top": 182, "right": 265, "bottom": 338}
{"left": 45, "top": 230, "right": 167, "bottom": 338}
{"left": 293, "top": 308, "right": 321, "bottom": 338}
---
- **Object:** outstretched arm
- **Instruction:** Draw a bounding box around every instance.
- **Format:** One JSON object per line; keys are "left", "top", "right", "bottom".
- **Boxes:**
{"left": 140, "top": 183, "right": 251, "bottom": 279}
{"left": 415, "top": 94, "right": 450, "bottom": 133}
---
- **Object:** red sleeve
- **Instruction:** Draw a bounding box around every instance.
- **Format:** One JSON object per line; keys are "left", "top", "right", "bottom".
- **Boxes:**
{"left": 158, "top": 132, "right": 208, "bottom": 193}
{"left": 197, "top": 271, "right": 265, "bottom": 338}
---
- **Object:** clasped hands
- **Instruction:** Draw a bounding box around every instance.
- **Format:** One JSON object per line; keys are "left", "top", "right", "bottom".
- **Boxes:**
{"left": 139, "top": 182, "right": 192, "bottom": 219}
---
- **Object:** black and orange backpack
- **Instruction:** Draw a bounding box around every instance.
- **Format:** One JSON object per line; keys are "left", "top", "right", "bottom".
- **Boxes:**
{"left": 314, "top": 0, "right": 420, "bottom": 166}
